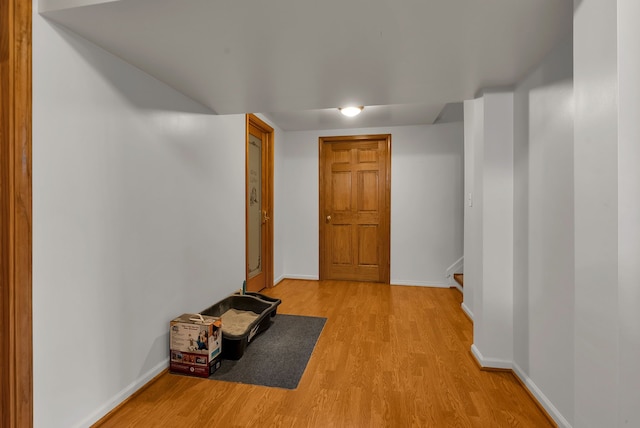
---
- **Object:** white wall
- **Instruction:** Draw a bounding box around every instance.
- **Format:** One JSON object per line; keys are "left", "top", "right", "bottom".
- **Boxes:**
{"left": 465, "top": 91, "right": 515, "bottom": 368}
{"left": 617, "top": 1, "right": 640, "bottom": 425}
{"left": 464, "top": 37, "right": 574, "bottom": 427}
{"left": 465, "top": 7, "right": 640, "bottom": 424}
{"left": 513, "top": 33, "right": 574, "bottom": 426}
{"left": 574, "top": 1, "right": 619, "bottom": 426}
{"left": 33, "top": 13, "right": 246, "bottom": 428}
{"left": 573, "top": 1, "right": 640, "bottom": 426}
{"left": 279, "top": 129, "right": 320, "bottom": 280}
{"left": 281, "top": 123, "right": 464, "bottom": 285}
{"left": 478, "top": 91, "right": 514, "bottom": 366}
{"left": 462, "top": 98, "right": 484, "bottom": 319}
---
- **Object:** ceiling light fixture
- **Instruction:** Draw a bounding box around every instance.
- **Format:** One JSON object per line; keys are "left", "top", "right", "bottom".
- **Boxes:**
{"left": 339, "top": 106, "right": 364, "bottom": 117}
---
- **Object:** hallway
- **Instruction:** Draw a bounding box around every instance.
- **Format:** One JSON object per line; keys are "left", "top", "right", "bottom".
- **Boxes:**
{"left": 96, "top": 280, "right": 552, "bottom": 427}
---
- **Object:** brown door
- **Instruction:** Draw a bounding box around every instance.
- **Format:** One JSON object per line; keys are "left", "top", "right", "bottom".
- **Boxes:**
{"left": 319, "top": 135, "right": 391, "bottom": 283}
{"left": 246, "top": 114, "right": 274, "bottom": 292}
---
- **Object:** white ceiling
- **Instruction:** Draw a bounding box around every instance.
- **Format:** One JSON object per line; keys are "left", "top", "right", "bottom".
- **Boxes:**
{"left": 39, "top": 0, "right": 573, "bottom": 131}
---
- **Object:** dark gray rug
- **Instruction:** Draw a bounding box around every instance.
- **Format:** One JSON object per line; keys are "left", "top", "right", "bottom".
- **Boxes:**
{"left": 209, "top": 314, "right": 326, "bottom": 389}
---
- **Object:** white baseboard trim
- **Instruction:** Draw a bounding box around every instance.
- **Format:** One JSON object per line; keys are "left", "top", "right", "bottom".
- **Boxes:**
{"left": 470, "top": 344, "right": 513, "bottom": 370}
{"left": 471, "top": 346, "right": 571, "bottom": 427}
{"left": 74, "top": 358, "right": 169, "bottom": 428}
{"left": 512, "top": 363, "right": 572, "bottom": 428}
{"left": 391, "top": 279, "right": 450, "bottom": 288}
{"left": 280, "top": 276, "right": 452, "bottom": 288}
{"left": 451, "top": 282, "right": 463, "bottom": 293}
{"left": 461, "top": 302, "right": 474, "bottom": 321}
{"left": 274, "top": 274, "right": 286, "bottom": 285}
{"left": 281, "top": 274, "right": 319, "bottom": 281}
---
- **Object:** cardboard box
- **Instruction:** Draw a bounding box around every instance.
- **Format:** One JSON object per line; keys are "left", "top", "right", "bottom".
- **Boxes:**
{"left": 170, "top": 313, "right": 222, "bottom": 377}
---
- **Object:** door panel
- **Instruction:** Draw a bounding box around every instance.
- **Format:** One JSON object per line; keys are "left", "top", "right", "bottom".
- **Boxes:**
{"left": 331, "top": 225, "right": 353, "bottom": 264}
{"left": 358, "top": 171, "right": 379, "bottom": 211}
{"left": 246, "top": 115, "right": 274, "bottom": 292}
{"left": 357, "top": 148, "right": 378, "bottom": 163}
{"left": 333, "top": 148, "right": 351, "bottom": 164}
{"left": 358, "top": 225, "right": 378, "bottom": 266}
{"left": 319, "top": 135, "right": 391, "bottom": 283}
{"left": 247, "top": 133, "right": 263, "bottom": 280}
{"left": 332, "top": 172, "right": 352, "bottom": 211}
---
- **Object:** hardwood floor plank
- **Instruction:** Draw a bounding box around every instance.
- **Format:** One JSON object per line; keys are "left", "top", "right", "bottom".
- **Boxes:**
{"left": 95, "top": 280, "right": 554, "bottom": 427}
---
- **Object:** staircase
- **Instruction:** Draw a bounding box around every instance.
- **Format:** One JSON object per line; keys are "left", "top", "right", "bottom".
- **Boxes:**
{"left": 446, "top": 257, "right": 464, "bottom": 291}
{"left": 453, "top": 273, "right": 463, "bottom": 288}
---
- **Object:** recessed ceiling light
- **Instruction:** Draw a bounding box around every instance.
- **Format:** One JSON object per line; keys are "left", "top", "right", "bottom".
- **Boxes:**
{"left": 339, "top": 106, "right": 364, "bottom": 117}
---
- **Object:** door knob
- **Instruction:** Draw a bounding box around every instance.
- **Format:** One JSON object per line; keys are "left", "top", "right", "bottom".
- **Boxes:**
{"left": 326, "top": 215, "right": 331, "bottom": 223}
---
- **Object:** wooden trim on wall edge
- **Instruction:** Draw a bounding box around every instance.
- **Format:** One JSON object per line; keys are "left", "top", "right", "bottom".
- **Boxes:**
{"left": 1, "top": 0, "right": 33, "bottom": 427}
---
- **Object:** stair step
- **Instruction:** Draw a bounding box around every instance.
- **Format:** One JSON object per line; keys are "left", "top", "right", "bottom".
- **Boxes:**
{"left": 453, "top": 273, "right": 464, "bottom": 287}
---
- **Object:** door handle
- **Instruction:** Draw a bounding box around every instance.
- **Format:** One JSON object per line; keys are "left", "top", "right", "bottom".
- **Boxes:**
{"left": 326, "top": 215, "right": 331, "bottom": 223}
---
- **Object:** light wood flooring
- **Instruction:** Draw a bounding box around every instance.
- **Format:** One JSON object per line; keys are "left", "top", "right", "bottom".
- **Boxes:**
{"left": 95, "top": 279, "right": 554, "bottom": 427}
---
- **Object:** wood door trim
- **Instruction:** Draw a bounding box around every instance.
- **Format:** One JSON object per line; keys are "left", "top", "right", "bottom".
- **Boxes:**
{"left": 1, "top": 0, "right": 33, "bottom": 426}
{"left": 245, "top": 114, "right": 274, "bottom": 289}
{"left": 319, "top": 134, "right": 391, "bottom": 283}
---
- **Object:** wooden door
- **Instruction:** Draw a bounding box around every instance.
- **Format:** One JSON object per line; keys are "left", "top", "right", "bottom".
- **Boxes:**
{"left": 246, "top": 114, "right": 274, "bottom": 292}
{"left": 319, "top": 135, "right": 391, "bottom": 283}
